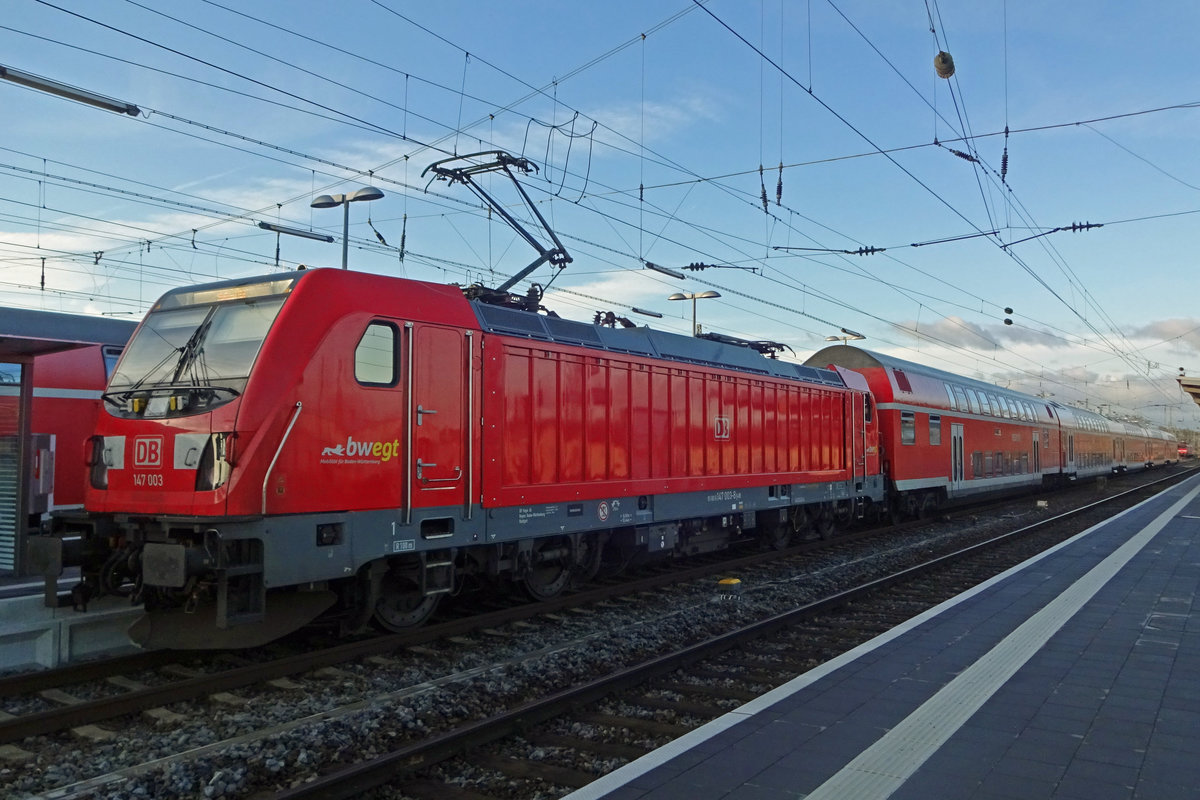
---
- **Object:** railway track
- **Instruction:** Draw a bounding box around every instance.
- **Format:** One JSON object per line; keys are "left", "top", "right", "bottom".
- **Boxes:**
{"left": 0, "top": 527, "right": 903, "bottom": 747}
{"left": 0, "top": 491, "right": 971, "bottom": 744}
{"left": 1, "top": 466, "right": 1190, "bottom": 799}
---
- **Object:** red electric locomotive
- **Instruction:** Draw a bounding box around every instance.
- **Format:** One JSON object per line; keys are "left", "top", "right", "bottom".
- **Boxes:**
{"left": 36, "top": 268, "right": 885, "bottom": 648}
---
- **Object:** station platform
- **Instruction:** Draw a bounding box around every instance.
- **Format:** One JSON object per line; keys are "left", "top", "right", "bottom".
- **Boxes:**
{"left": 568, "top": 473, "right": 1200, "bottom": 800}
{"left": 0, "top": 569, "right": 140, "bottom": 671}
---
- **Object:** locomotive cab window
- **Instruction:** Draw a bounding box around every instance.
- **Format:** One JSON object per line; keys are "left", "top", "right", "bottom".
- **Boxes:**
{"left": 355, "top": 322, "right": 398, "bottom": 385}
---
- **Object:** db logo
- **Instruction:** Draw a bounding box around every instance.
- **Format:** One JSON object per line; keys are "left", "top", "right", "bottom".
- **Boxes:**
{"left": 133, "top": 436, "right": 164, "bottom": 468}
{"left": 713, "top": 416, "right": 731, "bottom": 440}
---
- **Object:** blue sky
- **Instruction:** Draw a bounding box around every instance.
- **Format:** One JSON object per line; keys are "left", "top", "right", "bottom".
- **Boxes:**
{"left": 2, "top": 1, "right": 1199, "bottom": 429}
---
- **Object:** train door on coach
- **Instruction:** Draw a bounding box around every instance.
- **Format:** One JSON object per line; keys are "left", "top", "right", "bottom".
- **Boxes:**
{"left": 1032, "top": 431, "right": 1041, "bottom": 474}
{"left": 409, "top": 324, "right": 470, "bottom": 513}
{"left": 950, "top": 423, "right": 965, "bottom": 491}
{"left": 851, "top": 393, "right": 865, "bottom": 487}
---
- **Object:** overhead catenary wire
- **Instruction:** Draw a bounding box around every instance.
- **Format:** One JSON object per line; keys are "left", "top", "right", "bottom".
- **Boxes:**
{"left": 4, "top": 3, "right": 1195, "bottom": 410}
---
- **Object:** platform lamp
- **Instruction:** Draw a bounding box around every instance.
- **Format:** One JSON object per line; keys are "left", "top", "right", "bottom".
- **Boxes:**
{"left": 310, "top": 186, "right": 385, "bottom": 269}
{"left": 668, "top": 290, "right": 721, "bottom": 336}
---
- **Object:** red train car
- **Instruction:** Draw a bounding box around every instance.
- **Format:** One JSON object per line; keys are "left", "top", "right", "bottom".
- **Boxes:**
{"left": 806, "top": 346, "right": 1175, "bottom": 516}
{"left": 1, "top": 333, "right": 125, "bottom": 510}
{"left": 2, "top": 310, "right": 132, "bottom": 575}
{"left": 39, "top": 269, "right": 885, "bottom": 647}
{"left": 806, "top": 346, "right": 1064, "bottom": 516}
{"left": 9, "top": 347, "right": 123, "bottom": 506}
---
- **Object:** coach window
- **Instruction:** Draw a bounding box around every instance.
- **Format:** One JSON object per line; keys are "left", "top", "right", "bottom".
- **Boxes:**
{"left": 929, "top": 414, "right": 942, "bottom": 445}
{"left": 900, "top": 410, "right": 916, "bottom": 444}
{"left": 965, "top": 389, "right": 982, "bottom": 415}
{"left": 953, "top": 385, "right": 968, "bottom": 411}
{"left": 101, "top": 345, "right": 124, "bottom": 378}
{"left": 944, "top": 385, "right": 957, "bottom": 410}
{"left": 354, "top": 322, "right": 398, "bottom": 385}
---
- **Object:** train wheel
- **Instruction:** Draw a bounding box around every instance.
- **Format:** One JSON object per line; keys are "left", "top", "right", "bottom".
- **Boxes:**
{"left": 761, "top": 515, "right": 792, "bottom": 551}
{"left": 917, "top": 493, "right": 939, "bottom": 519}
{"left": 571, "top": 533, "right": 605, "bottom": 588}
{"left": 373, "top": 569, "right": 440, "bottom": 631}
{"left": 524, "top": 536, "right": 573, "bottom": 601}
{"left": 815, "top": 507, "right": 837, "bottom": 540}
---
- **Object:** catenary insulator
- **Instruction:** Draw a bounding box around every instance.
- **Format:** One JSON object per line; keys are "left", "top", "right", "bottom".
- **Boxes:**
{"left": 934, "top": 51, "right": 955, "bottom": 79}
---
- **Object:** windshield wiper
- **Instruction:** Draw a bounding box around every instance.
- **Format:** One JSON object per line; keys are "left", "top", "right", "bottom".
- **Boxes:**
{"left": 172, "top": 310, "right": 215, "bottom": 385}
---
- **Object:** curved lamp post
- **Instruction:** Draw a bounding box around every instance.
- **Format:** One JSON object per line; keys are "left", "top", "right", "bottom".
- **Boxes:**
{"left": 310, "top": 186, "right": 385, "bottom": 269}
{"left": 668, "top": 290, "right": 721, "bottom": 336}
{"left": 824, "top": 328, "right": 866, "bottom": 344}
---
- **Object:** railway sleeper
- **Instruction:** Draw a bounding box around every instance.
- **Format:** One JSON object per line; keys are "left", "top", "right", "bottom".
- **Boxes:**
{"left": 570, "top": 711, "right": 693, "bottom": 738}
{"left": 473, "top": 752, "right": 598, "bottom": 789}
{"left": 523, "top": 731, "right": 651, "bottom": 761}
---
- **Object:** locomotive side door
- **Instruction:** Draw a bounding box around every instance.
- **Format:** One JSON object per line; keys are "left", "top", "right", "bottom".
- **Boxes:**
{"left": 950, "top": 423, "right": 965, "bottom": 492}
{"left": 407, "top": 323, "right": 469, "bottom": 519}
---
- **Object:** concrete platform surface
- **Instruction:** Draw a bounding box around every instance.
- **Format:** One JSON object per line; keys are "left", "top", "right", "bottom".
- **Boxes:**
{"left": 566, "top": 474, "right": 1200, "bottom": 800}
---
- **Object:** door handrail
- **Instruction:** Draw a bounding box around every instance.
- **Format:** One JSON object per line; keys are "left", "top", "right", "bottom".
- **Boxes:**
{"left": 262, "top": 401, "right": 302, "bottom": 515}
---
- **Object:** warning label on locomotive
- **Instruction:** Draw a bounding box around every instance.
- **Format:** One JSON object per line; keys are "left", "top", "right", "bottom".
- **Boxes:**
{"left": 320, "top": 435, "right": 400, "bottom": 464}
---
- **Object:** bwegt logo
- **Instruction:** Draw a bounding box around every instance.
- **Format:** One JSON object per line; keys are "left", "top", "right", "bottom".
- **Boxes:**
{"left": 322, "top": 436, "right": 401, "bottom": 462}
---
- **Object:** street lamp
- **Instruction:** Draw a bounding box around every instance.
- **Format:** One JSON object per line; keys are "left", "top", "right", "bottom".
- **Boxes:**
{"left": 310, "top": 186, "right": 385, "bottom": 269}
{"left": 668, "top": 290, "right": 721, "bottom": 336}
{"left": 824, "top": 328, "right": 866, "bottom": 344}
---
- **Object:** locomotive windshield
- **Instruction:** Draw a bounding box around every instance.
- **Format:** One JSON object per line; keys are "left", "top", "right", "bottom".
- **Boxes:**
{"left": 104, "top": 285, "right": 290, "bottom": 418}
